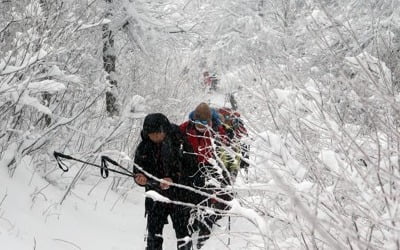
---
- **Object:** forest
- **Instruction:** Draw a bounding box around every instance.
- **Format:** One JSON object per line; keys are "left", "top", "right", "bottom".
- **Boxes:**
{"left": 1, "top": 0, "right": 400, "bottom": 249}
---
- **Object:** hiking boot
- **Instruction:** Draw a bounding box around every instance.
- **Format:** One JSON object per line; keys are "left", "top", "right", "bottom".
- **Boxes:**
{"left": 196, "top": 223, "right": 211, "bottom": 249}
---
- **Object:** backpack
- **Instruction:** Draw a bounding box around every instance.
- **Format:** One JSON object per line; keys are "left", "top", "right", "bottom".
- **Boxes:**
{"left": 218, "top": 108, "right": 247, "bottom": 137}
{"left": 218, "top": 108, "right": 250, "bottom": 169}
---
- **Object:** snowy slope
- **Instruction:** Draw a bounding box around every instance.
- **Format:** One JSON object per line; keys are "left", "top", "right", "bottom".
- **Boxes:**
{"left": 0, "top": 157, "right": 149, "bottom": 250}
{"left": 0, "top": 156, "right": 264, "bottom": 250}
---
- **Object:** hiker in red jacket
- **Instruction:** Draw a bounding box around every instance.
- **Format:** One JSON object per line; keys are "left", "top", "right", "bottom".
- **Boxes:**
{"left": 180, "top": 103, "right": 225, "bottom": 164}
{"left": 179, "top": 103, "right": 230, "bottom": 249}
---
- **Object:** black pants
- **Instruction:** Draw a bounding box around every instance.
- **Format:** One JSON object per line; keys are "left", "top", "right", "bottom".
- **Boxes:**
{"left": 146, "top": 202, "right": 192, "bottom": 250}
{"left": 192, "top": 188, "right": 233, "bottom": 249}
{"left": 195, "top": 214, "right": 218, "bottom": 249}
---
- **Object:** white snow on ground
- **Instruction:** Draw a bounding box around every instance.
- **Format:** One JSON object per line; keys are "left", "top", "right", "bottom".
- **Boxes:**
{"left": 0, "top": 159, "right": 150, "bottom": 250}
{"left": 0, "top": 156, "right": 262, "bottom": 250}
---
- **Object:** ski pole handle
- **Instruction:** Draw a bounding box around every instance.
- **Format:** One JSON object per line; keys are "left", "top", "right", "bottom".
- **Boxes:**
{"left": 100, "top": 157, "right": 110, "bottom": 178}
{"left": 54, "top": 151, "right": 74, "bottom": 160}
{"left": 101, "top": 156, "right": 120, "bottom": 166}
{"left": 53, "top": 151, "right": 70, "bottom": 172}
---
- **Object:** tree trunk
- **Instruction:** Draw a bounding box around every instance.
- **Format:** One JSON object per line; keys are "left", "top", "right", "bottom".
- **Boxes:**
{"left": 258, "top": 0, "right": 264, "bottom": 17}
{"left": 39, "top": 0, "right": 52, "bottom": 126}
{"left": 229, "top": 93, "right": 238, "bottom": 110}
{"left": 103, "top": 0, "right": 119, "bottom": 116}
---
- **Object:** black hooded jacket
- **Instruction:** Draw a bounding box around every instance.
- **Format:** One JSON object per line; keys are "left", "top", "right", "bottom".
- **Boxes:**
{"left": 134, "top": 114, "right": 204, "bottom": 209}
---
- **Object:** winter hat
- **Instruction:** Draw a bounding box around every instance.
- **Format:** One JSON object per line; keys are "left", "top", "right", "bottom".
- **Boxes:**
{"left": 193, "top": 103, "right": 211, "bottom": 121}
{"left": 142, "top": 113, "right": 170, "bottom": 135}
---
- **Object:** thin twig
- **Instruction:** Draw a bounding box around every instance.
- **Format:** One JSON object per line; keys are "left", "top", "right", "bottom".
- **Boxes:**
{"left": 52, "top": 238, "right": 81, "bottom": 250}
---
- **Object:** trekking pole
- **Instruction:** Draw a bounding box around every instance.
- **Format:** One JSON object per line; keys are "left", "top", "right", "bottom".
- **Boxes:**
{"left": 54, "top": 151, "right": 134, "bottom": 178}
{"left": 100, "top": 155, "right": 135, "bottom": 178}
{"left": 228, "top": 216, "right": 231, "bottom": 246}
{"left": 54, "top": 151, "right": 163, "bottom": 191}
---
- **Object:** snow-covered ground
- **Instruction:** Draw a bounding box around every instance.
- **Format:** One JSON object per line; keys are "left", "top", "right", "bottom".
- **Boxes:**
{"left": 0, "top": 155, "right": 263, "bottom": 250}
{"left": 0, "top": 159, "right": 147, "bottom": 250}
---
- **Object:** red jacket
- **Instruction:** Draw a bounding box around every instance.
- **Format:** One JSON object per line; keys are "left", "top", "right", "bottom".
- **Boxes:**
{"left": 179, "top": 121, "right": 227, "bottom": 165}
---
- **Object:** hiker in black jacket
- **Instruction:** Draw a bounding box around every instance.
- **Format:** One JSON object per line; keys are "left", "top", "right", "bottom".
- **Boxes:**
{"left": 133, "top": 113, "right": 204, "bottom": 250}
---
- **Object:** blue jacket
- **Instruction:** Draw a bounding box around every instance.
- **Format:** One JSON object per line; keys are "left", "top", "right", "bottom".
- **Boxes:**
{"left": 188, "top": 108, "right": 221, "bottom": 127}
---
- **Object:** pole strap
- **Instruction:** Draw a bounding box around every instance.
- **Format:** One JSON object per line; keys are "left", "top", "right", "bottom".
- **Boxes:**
{"left": 54, "top": 151, "right": 134, "bottom": 178}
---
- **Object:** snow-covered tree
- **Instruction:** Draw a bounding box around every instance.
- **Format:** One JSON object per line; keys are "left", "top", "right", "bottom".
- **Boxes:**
{"left": 1, "top": 0, "right": 400, "bottom": 249}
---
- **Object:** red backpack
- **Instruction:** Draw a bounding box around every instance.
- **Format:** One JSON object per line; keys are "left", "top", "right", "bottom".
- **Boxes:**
{"left": 218, "top": 108, "right": 248, "bottom": 138}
